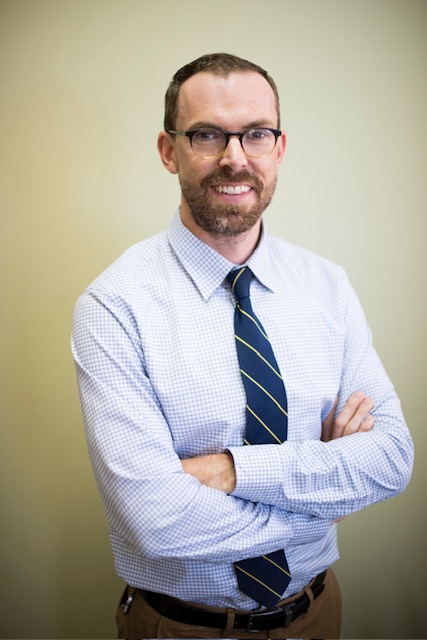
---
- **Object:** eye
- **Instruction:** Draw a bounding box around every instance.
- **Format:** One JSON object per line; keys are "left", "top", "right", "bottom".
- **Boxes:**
{"left": 245, "top": 128, "right": 270, "bottom": 141}
{"left": 194, "top": 129, "right": 224, "bottom": 143}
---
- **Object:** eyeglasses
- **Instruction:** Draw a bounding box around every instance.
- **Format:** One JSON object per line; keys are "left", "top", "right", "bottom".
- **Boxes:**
{"left": 168, "top": 127, "right": 282, "bottom": 159}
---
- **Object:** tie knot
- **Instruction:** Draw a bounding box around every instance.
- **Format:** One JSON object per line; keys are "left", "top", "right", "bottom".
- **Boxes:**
{"left": 227, "top": 267, "right": 253, "bottom": 302}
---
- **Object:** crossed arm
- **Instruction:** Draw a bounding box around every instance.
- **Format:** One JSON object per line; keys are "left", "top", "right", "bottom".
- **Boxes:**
{"left": 73, "top": 278, "right": 413, "bottom": 561}
{"left": 182, "top": 391, "right": 375, "bottom": 494}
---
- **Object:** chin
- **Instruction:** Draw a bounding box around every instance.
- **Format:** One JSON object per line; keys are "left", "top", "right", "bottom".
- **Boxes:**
{"left": 196, "top": 207, "right": 262, "bottom": 237}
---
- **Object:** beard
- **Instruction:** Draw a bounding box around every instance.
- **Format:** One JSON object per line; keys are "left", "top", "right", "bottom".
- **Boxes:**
{"left": 179, "top": 167, "right": 277, "bottom": 237}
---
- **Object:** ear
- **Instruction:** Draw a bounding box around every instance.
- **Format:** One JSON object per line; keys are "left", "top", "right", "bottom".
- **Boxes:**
{"left": 157, "top": 131, "right": 179, "bottom": 174}
{"left": 275, "top": 131, "right": 286, "bottom": 166}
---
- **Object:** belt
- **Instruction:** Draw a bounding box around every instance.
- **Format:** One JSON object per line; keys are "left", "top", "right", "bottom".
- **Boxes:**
{"left": 139, "top": 570, "right": 327, "bottom": 632}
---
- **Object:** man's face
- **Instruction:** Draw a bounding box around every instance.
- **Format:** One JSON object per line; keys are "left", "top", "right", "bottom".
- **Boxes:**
{"left": 163, "top": 71, "right": 285, "bottom": 238}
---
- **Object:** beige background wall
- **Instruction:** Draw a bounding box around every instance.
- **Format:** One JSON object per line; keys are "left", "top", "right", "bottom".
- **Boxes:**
{"left": 1, "top": 0, "right": 426, "bottom": 637}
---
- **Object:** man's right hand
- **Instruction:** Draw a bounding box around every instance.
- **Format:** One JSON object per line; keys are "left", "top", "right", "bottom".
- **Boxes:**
{"left": 322, "top": 391, "right": 375, "bottom": 442}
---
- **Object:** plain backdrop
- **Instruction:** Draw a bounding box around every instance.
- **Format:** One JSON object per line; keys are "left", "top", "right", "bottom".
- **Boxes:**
{"left": 1, "top": 0, "right": 426, "bottom": 638}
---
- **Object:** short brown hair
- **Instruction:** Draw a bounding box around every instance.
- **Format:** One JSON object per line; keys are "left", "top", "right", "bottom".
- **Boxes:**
{"left": 163, "top": 52, "right": 281, "bottom": 131}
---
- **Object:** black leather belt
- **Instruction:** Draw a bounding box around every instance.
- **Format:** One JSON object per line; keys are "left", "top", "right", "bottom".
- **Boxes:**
{"left": 139, "top": 570, "right": 326, "bottom": 632}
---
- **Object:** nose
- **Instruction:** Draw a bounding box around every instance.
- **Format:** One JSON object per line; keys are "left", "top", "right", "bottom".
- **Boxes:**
{"left": 219, "top": 135, "right": 248, "bottom": 170}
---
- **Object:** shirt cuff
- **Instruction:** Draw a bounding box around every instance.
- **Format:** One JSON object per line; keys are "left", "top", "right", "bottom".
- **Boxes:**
{"left": 227, "top": 443, "right": 286, "bottom": 505}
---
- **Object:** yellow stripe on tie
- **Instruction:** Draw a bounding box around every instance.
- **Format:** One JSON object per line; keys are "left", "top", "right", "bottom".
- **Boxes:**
{"left": 234, "top": 564, "right": 282, "bottom": 599}
{"left": 262, "top": 555, "right": 291, "bottom": 578}
{"left": 236, "top": 335, "right": 283, "bottom": 379}
{"left": 231, "top": 268, "right": 246, "bottom": 294}
{"left": 240, "top": 370, "right": 288, "bottom": 417}
{"left": 246, "top": 405, "right": 282, "bottom": 444}
{"left": 237, "top": 303, "right": 269, "bottom": 341}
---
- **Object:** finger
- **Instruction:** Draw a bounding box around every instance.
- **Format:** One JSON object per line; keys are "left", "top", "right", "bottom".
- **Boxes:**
{"left": 321, "top": 396, "right": 338, "bottom": 442}
{"left": 342, "top": 397, "right": 374, "bottom": 436}
{"left": 357, "top": 414, "right": 375, "bottom": 433}
{"left": 331, "top": 391, "right": 367, "bottom": 439}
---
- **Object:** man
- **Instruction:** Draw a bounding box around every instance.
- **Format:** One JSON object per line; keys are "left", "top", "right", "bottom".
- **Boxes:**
{"left": 72, "top": 53, "right": 413, "bottom": 638}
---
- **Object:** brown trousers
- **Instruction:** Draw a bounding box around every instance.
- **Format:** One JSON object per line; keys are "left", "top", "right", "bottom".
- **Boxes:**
{"left": 116, "top": 568, "right": 342, "bottom": 639}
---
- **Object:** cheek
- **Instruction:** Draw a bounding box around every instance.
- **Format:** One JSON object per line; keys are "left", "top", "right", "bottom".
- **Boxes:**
{"left": 177, "top": 157, "right": 216, "bottom": 184}
{"left": 174, "top": 151, "right": 195, "bottom": 177}
{"left": 264, "top": 159, "right": 280, "bottom": 181}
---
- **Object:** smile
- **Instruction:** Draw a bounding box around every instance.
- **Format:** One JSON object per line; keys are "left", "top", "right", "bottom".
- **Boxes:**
{"left": 212, "top": 185, "right": 252, "bottom": 195}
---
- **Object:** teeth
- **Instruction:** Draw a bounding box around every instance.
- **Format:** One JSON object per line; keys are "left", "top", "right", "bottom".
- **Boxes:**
{"left": 214, "top": 185, "right": 251, "bottom": 195}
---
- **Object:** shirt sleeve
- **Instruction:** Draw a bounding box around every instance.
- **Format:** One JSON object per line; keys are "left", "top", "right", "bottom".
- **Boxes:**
{"left": 228, "top": 273, "right": 414, "bottom": 519}
{"left": 71, "top": 288, "right": 329, "bottom": 563}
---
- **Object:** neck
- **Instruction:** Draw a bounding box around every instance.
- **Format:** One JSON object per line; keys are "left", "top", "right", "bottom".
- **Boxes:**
{"left": 180, "top": 207, "right": 262, "bottom": 265}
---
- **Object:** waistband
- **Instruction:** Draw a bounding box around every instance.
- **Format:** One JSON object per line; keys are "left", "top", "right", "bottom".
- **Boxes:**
{"left": 138, "top": 570, "right": 327, "bottom": 632}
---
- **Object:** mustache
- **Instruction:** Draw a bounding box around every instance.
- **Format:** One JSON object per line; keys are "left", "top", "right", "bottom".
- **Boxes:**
{"left": 201, "top": 168, "right": 263, "bottom": 193}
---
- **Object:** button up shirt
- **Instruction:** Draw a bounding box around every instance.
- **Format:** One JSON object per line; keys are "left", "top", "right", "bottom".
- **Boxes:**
{"left": 71, "top": 210, "right": 413, "bottom": 609}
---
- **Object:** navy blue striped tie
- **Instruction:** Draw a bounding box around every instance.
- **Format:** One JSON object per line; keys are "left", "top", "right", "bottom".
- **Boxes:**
{"left": 227, "top": 266, "right": 291, "bottom": 608}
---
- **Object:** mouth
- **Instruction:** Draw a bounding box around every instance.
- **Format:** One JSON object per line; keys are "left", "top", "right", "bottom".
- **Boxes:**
{"left": 211, "top": 184, "right": 253, "bottom": 195}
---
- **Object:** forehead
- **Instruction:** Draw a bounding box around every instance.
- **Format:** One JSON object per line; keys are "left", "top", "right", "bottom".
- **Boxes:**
{"left": 176, "top": 71, "right": 278, "bottom": 129}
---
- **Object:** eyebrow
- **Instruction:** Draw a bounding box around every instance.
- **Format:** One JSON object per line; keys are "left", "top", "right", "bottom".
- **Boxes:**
{"left": 186, "top": 119, "right": 277, "bottom": 131}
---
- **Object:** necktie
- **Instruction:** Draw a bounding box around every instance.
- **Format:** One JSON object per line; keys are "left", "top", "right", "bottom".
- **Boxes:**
{"left": 227, "top": 266, "right": 291, "bottom": 608}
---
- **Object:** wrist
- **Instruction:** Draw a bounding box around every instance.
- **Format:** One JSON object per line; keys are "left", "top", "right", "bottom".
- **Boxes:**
{"left": 182, "top": 452, "right": 236, "bottom": 493}
{"left": 220, "top": 450, "right": 236, "bottom": 494}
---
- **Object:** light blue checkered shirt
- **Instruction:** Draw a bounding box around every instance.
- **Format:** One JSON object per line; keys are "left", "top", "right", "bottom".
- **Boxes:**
{"left": 71, "top": 210, "right": 413, "bottom": 609}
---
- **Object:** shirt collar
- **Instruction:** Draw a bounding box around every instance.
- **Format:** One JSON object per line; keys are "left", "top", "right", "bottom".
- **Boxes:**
{"left": 246, "top": 223, "right": 275, "bottom": 294}
{"left": 167, "top": 209, "right": 275, "bottom": 301}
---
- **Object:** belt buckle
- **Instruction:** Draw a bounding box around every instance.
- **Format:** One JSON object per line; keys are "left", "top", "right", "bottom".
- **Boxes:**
{"left": 246, "top": 602, "right": 295, "bottom": 632}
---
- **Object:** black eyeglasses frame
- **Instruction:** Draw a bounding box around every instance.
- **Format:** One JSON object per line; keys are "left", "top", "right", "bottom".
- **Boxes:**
{"left": 167, "top": 127, "right": 282, "bottom": 159}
